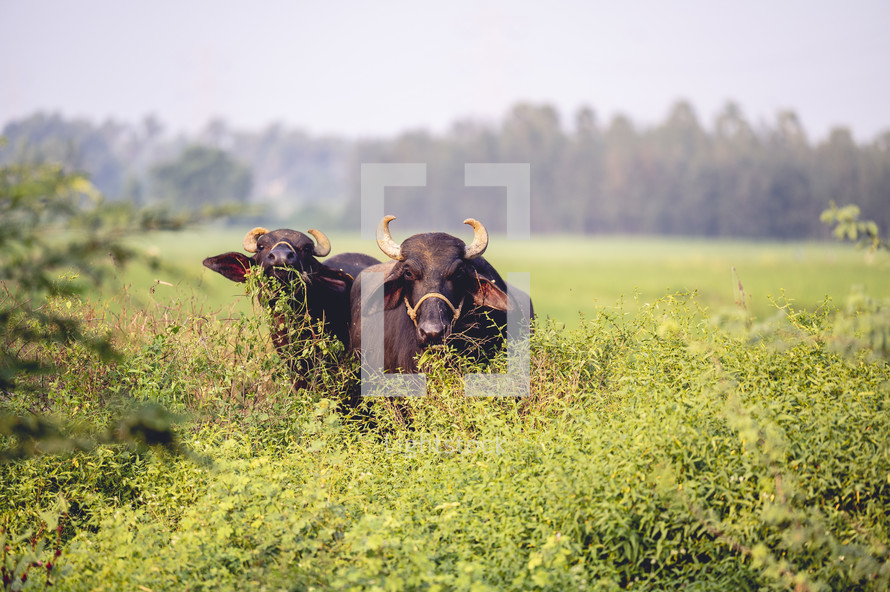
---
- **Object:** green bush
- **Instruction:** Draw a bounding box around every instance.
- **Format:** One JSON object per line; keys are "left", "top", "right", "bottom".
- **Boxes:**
{"left": 1, "top": 286, "right": 888, "bottom": 591}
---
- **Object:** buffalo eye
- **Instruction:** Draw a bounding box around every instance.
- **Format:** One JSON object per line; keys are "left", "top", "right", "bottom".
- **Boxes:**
{"left": 450, "top": 264, "right": 469, "bottom": 283}
{"left": 402, "top": 268, "right": 415, "bottom": 281}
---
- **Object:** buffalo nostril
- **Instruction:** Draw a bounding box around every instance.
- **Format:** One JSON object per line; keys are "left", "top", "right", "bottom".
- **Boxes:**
{"left": 268, "top": 249, "right": 295, "bottom": 265}
{"left": 418, "top": 321, "right": 445, "bottom": 344}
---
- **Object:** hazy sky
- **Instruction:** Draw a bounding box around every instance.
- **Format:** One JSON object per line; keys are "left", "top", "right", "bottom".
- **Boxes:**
{"left": 2, "top": 0, "right": 889, "bottom": 141}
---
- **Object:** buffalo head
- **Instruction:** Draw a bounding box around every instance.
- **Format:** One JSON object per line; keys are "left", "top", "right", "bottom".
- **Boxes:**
{"left": 202, "top": 226, "right": 347, "bottom": 294}
{"left": 374, "top": 215, "right": 511, "bottom": 347}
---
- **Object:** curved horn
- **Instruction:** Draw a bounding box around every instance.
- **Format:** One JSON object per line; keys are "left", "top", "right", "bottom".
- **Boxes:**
{"left": 306, "top": 228, "right": 331, "bottom": 257}
{"left": 242, "top": 227, "right": 269, "bottom": 253}
{"left": 462, "top": 218, "right": 488, "bottom": 260}
{"left": 376, "top": 215, "right": 404, "bottom": 261}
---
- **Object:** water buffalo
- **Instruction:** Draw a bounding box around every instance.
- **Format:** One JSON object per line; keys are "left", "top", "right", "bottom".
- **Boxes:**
{"left": 203, "top": 227, "right": 379, "bottom": 386}
{"left": 349, "top": 216, "right": 532, "bottom": 374}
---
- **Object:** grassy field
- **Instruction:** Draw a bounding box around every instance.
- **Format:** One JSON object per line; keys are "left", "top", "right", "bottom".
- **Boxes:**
{"left": 111, "top": 227, "right": 890, "bottom": 325}
{"left": 4, "top": 223, "right": 890, "bottom": 590}
{"left": 5, "top": 253, "right": 889, "bottom": 590}
{"left": 6, "top": 163, "right": 890, "bottom": 590}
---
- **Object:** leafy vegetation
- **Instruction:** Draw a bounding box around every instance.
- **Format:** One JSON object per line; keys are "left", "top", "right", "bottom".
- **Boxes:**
{"left": 821, "top": 201, "right": 890, "bottom": 255}
{"left": 1, "top": 286, "right": 888, "bottom": 591}
{"left": 820, "top": 203, "right": 890, "bottom": 361}
{"left": 0, "top": 158, "right": 181, "bottom": 393}
{"left": 2, "top": 157, "right": 889, "bottom": 589}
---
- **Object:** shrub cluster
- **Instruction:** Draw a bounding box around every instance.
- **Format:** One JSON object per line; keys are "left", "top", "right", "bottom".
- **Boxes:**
{"left": 1, "top": 287, "right": 888, "bottom": 591}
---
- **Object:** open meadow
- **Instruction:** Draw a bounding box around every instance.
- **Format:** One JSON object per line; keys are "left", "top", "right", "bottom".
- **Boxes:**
{"left": 116, "top": 227, "right": 890, "bottom": 325}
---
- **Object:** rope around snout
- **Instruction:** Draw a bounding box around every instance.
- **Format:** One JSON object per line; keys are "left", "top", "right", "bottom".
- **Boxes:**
{"left": 265, "top": 241, "right": 309, "bottom": 282}
{"left": 270, "top": 240, "right": 296, "bottom": 253}
{"left": 404, "top": 293, "right": 465, "bottom": 327}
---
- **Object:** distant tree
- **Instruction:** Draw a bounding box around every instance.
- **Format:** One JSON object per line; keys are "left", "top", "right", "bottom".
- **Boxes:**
{"left": 141, "top": 114, "right": 164, "bottom": 142}
{"left": 232, "top": 123, "right": 349, "bottom": 213}
{"left": 7, "top": 103, "right": 890, "bottom": 239}
{"left": 860, "top": 131, "right": 890, "bottom": 233}
{"left": 651, "top": 100, "right": 711, "bottom": 234}
{"left": 601, "top": 114, "right": 648, "bottom": 233}
{"left": 813, "top": 127, "right": 865, "bottom": 230}
{"left": 0, "top": 113, "right": 126, "bottom": 197}
{"left": 564, "top": 106, "right": 603, "bottom": 233}
{"left": 500, "top": 103, "right": 566, "bottom": 233}
{"left": 762, "top": 111, "right": 817, "bottom": 238}
{"left": 149, "top": 145, "right": 252, "bottom": 209}
{"left": 711, "top": 102, "right": 763, "bottom": 236}
{"left": 121, "top": 174, "right": 143, "bottom": 205}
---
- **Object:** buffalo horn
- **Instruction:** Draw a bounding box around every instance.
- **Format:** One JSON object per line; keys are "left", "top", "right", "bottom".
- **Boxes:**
{"left": 376, "top": 215, "right": 404, "bottom": 261}
{"left": 307, "top": 228, "right": 331, "bottom": 257}
{"left": 242, "top": 227, "right": 269, "bottom": 253}
{"left": 462, "top": 218, "right": 488, "bottom": 260}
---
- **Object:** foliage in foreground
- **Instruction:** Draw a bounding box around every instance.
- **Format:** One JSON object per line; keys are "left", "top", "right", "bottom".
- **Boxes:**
{"left": 0, "top": 157, "right": 233, "bottom": 394}
{"left": 0, "top": 287, "right": 888, "bottom": 591}
{"left": 821, "top": 201, "right": 890, "bottom": 255}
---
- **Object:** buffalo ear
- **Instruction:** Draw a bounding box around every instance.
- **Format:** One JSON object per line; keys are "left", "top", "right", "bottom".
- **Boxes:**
{"left": 356, "top": 265, "right": 403, "bottom": 315}
{"left": 203, "top": 252, "right": 254, "bottom": 283}
{"left": 383, "top": 267, "right": 404, "bottom": 310}
{"left": 383, "top": 282, "right": 404, "bottom": 310}
{"left": 471, "top": 276, "right": 511, "bottom": 311}
{"left": 316, "top": 266, "right": 352, "bottom": 294}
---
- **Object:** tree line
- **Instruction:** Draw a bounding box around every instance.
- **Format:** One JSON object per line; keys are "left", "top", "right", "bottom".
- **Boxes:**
{"left": 2, "top": 101, "right": 888, "bottom": 238}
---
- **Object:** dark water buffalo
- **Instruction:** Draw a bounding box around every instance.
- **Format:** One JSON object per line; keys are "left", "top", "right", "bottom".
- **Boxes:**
{"left": 203, "top": 227, "right": 379, "bottom": 386}
{"left": 349, "top": 216, "right": 532, "bottom": 374}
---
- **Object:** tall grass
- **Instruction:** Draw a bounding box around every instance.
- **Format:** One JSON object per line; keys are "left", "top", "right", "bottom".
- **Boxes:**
{"left": 1, "top": 277, "right": 888, "bottom": 590}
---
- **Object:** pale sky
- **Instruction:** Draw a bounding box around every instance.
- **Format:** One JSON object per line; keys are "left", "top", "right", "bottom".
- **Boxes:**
{"left": 1, "top": 0, "right": 889, "bottom": 141}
